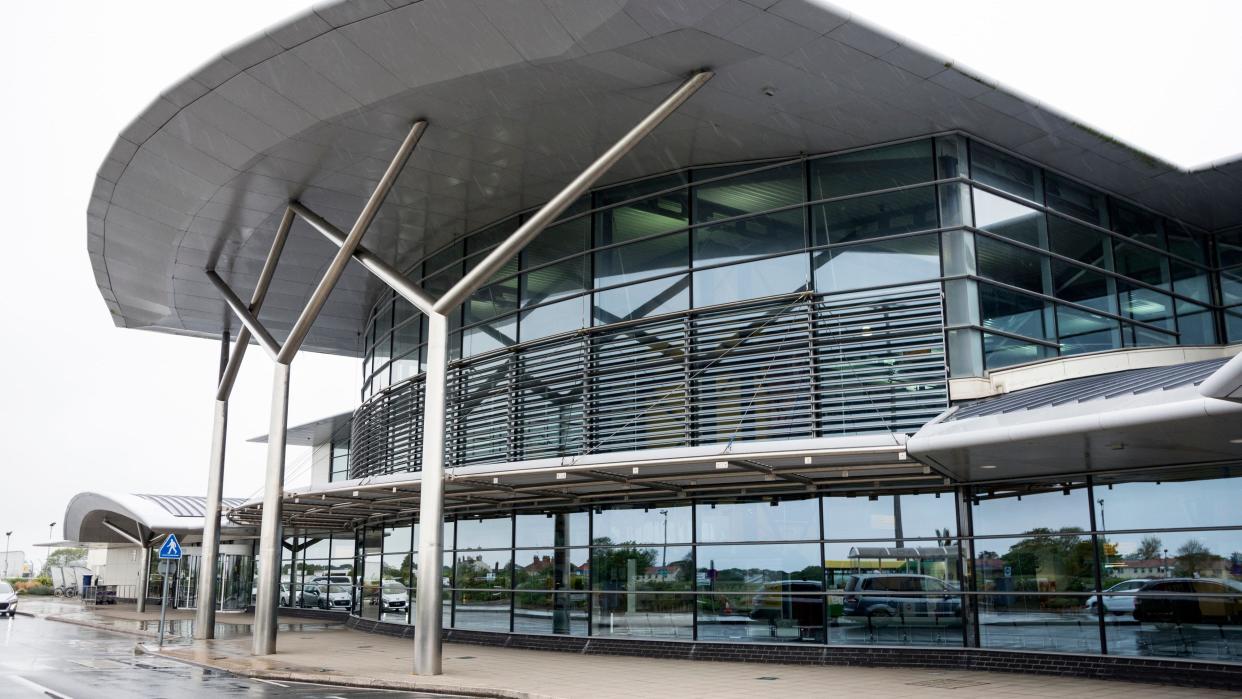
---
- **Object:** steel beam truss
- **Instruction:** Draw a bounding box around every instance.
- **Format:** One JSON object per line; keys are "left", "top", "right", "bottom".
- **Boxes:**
{"left": 202, "top": 120, "right": 426, "bottom": 654}
{"left": 205, "top": 71, "right": 711, "bottom": 672}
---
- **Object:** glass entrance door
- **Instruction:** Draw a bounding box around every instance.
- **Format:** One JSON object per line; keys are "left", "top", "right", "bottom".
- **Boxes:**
{"left": 173, "top": 555, "right": 199, "bottom": 609}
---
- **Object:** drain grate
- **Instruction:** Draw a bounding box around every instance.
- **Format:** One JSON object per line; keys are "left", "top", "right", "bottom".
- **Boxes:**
{"left": 755, "top": 676, "right": 779, "bottom": 681}
{"left": 906, "top": 678, "right": 990, "bottom": 689}
{"left": 454, "top": 656, "right": 476, "bottom": 660}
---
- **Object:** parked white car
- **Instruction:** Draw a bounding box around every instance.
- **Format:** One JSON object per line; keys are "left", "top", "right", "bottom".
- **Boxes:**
{"left": 0, "top": 582, "right": 18, "bottom": 617}
{"left": 1086, "top": 579, "right": 1151, "bottom": 615}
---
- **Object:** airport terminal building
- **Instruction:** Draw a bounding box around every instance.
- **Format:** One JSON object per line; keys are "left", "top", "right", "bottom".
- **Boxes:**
{"left": 87, "top": 0, "right": 1242, "bottom": 684}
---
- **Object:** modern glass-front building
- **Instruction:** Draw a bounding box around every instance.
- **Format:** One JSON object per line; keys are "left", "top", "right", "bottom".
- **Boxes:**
{"left": 87, "top": 0, "right": 1242, "bottom": 684}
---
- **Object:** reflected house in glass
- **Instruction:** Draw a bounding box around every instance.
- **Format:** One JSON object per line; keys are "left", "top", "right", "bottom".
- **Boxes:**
{"left": 85, "top": 0, "right": 1242, "bottom": 685}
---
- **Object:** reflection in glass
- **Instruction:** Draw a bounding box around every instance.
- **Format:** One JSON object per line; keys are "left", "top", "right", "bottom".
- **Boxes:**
{"left": 696, "top": 498, "right": 819, "bottom": 542}
{"left": 694, "top": 162, "right": 803, "bottom": 221}
{"left": 813, "top": 187, "right": 938, "bottom": 246}
{"left": 693, "top": 253, "right": 809, "bottom": 307}
{"left": 1052, "top": 260, "right": 1114, "bottom": 314}
{"left": 970, "top": 143, "right": 1041, "bottom": 202}
{"left": 696, "top": 544, "right": 824, "bottom": 643}
{"left": 976, "top": 237, "right": 1046, "bottom": 293}
{"left": 813, "top": 234, "right": 940, "bottom": 293}
{"left": 973, "top": 189, "right": 1043, "bottom": 246}
{"left": 979, "top": 284, "right": 1052, "bottom": 342}
{"left": 1045, "top": 173, "right": 1106, "bottom": 226}
{"left": 810, "top": 140, "right": 932, "bottom": 200}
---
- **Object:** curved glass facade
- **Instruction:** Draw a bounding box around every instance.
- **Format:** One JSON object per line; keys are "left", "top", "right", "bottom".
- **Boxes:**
{"left": 322, "top": 465, "right": 1241, "bottom": 660}
{"left": 361, "top": 134, "right": 1223, "bottom": 398}
{"left": 329, "top": 134, "right": 1242, "bottom": 664}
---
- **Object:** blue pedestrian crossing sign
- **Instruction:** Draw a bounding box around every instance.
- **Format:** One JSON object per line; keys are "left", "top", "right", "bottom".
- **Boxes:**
{"left": 158, "top": 533, "right": 183, "bottom": 560}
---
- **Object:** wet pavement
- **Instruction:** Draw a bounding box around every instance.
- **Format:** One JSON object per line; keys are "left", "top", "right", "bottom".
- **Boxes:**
{"left": 0, "top": 614, "right": 452, "bottom": 698}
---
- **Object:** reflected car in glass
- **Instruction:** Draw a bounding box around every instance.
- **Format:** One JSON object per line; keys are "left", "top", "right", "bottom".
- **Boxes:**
{"left": 1132, "top": 579, "right": 1242, "bottom": 624}
{"left": 302, "top": 583, "right": 354, "bottom": 610}
{"left": 1085, "top": 579, "right": 1150, "bottom": 615}
{"left": 842, "top": 574, "right": 961, "bottom": 619}
{"left": 748, "top": 580, "right": 825, "bottom": 641}
{"left": 378, "top": 580, "right": 408, "bottom": 612}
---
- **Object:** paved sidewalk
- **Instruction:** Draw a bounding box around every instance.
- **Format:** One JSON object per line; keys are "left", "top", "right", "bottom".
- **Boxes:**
{"left": 19, "top": 597, "right": 342, "bottom": 641}
{"left": 147, "top": 625, "right": 1237, "bottom": 699}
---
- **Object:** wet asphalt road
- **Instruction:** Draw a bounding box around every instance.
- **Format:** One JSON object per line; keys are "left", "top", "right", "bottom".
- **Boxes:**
{"left": 0, "top": 614, "right": 449, "bottom": 699}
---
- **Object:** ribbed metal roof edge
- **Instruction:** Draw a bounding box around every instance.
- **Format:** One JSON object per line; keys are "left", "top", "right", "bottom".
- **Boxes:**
{"left": 948, "top": 357, "right": 1230, "bottom": 422}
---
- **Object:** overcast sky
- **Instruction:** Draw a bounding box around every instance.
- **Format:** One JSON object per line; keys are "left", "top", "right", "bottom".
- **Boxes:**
{"left": 0, "top": 0, "right": 1238, "bottom": 569}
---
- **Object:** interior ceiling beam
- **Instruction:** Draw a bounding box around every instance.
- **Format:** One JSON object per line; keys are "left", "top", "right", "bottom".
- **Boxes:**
{"left": 452, "top": 478, "right": 579, "bottom": 502}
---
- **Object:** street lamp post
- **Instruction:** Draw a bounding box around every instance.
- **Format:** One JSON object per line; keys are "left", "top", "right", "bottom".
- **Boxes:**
{"left": 659, "top": 511, "right": 669, "bottom": 568}
{"left": 3, "top": 531, "right": 11, "bottom": 579}
{"left": 48, "top": 522, "right": 56, "bottom": 541}
{"left": 1163, "top": 548, "right": 1169, "bottom": 577}
{"left": 1097, "top": 499, "right": 1106, "bottom": 532}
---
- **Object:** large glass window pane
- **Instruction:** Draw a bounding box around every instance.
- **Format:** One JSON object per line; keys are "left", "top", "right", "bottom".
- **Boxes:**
{"left": 1113, "top": 241, "right": 1169, "bottom": 288}
{"left": 1044, "top": 173, "right": 1106, "bottom": 227}
{"left": 1111, "top": 202, "right": 1166, "bottom": 250}
{"left": 521, "top": 295, "right": 589, "bottom": 342}
{"left": 976, "top": 237, "right": 1046, "bottom": 293}
{"left": 1175, "top": 300, "right": 1216, "bottom": 345}
{"left": 983, "top": 332, "right": 1055, "bottom": 369}
{"left": 973, "top": 189, "right": 1044, "bottom": 246}
{"left": 456, "top": 516, "right": 513, "bottom": 550}
{"left": 1093, "top": 472, "right": 1242, "bottom": 532}
{"left": 595, "top": 232, "right": 688, "bottom": 288}
{"left": 1165, "top": 222, "right": 1208, "bottom": 264}
{"left": 1217, "top": 228, "right": 1242, "bottom": 268}
{"left": 692, "top": 253, "right": 809, "bottom": 307}
{"left": 1117, "top": 283, "right": 1174, "bottom": 332}
{"left": 1170, "top": 262, "right": 1212, "bottom": 304}
{"left": 593, "top": 505, "right": 692, "bottom": 546}
{"left": 514, "top": 512, "right": 590, "bottom": 549}
{"left": 970, "top": 142, "right": 1041, "bottom": 202}
{"left": 977, "top": 594, "right": 1100, "bottom": 653}
{"left": 596, "top": 177, "right": 688, "bottom": 245}
{"left": 694, "top": 162, "right": 803, "bottom": 221}
{"left": 1052, "top": 260, "right": 1114, "bottom": 314}
{"left": 1057, "top": 305, "right": 1121, "bottom": 355}
{"left": 813, "top": 234, "right": 940, "bottom": 293}
{"left": 824, "top": 493, "right": 957, "bottom": 541}
{"left": 812, "top": 186, "right": 938, "bottom": 246}
{"left": 593, "top": 275, "right": 689, "bottom": 325}
{"left": 461, "top": 314, "right": 516, "bottom": 358}
{"left": 1109, "top": 581, "right": 1241, "bottom": 661}
{"left": 696, "top": 498, "right": 820, "bottom": 543}
{"left": 590, "top": 593, "right": 694, "bottom": 639}
{"left": 826, "top": 545, "right": 963, "bottom": 647}
{"left": 810, "top": 140, "right": 933, "bottom": 200}
{"left": 979, "top": 284, "right": 1052, "bottom": 341}
{"left": 1048, "top": 216, "right": 1109, "bottom": 269}
{"left": 523, "top": 257, "right": 588, "bottom": 308}
{"left": 972, "top": 486, "right": 1090, "bottom": 536}
{"left": 514, "top": 591, "right": 589, "bottom": 636}
{"left": 696, "top": 544, "right": 824, "bottom": 643}
{"left": 693, "top": 209, "right": 805, "bottom": 266}
{"left": 452, "top": 590, "right": 511, "bottom": 631}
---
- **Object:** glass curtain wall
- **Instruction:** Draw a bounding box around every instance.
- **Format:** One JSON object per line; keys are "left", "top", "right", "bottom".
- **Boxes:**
{"left": 359, "top": 135, "right": 1225, "bottom": 396}
{"left": 1218, "top": 226, "right": 1242, "bottom": 341}
{"left": 276, "top": 532, "right": 356, "bottom": 613}
{"left": 965, "top": 142, "right": 1220, "bottom": 369}
{"left": 349, "top": 465, "right": 1241, "bottom": 662}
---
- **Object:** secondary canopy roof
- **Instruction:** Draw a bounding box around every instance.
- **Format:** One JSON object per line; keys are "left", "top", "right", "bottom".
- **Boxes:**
{"left": 89, "top": 0, "right": 1242, "bottom": 356}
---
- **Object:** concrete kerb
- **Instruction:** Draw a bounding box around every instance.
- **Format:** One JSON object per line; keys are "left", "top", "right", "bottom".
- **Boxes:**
{"left": 144, "top": 646, "right": 556, "bottom": 699}
{"left": 44, "top": 614, "right": 156, "bottom": 639}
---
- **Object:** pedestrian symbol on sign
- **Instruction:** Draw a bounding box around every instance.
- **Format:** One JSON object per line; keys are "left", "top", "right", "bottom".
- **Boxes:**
{"left": 158, "top": 533, "right": 182, "bottom": 560}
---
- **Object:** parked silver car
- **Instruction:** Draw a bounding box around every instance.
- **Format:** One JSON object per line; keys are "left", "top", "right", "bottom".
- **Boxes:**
{"left": 1085, "top": 579, "right": 1150, "bottom": 615}
{"left": 0, "top": 582, "right": 18, "bottom": 617}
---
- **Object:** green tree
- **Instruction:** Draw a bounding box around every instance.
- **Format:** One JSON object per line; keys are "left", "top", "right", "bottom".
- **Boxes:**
{"left": 1135, "top": 535, "right": 1162, "bottom": 561}
{"left": 39, "top": 547, "right": 87, "bottom": 576}
{"left": 1173, "top": 539, "right": 1214, "bottom": 577}
{"left": 1000, "top": 528, "right": 1094, "bottom": 592}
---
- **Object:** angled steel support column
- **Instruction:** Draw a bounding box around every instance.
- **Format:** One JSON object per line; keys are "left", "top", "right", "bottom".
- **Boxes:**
{"left": 415, "top": 71, "right": 712, "bottom": 676}
{"left": 252, "top": 361, "right": 291, "bottom": 655}
{"left": 197, "top": 207, "right": 295, "bottom": 640}
{"left": 252, "top": 119, "right": 426, "bottom": 657}
{"left": 136, "top": 541, "right": 152, "bottom": 612}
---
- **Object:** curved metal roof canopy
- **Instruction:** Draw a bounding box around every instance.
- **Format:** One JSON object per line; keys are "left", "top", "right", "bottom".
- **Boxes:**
{"left": 89, "top": 0, "right": 1242, "bottom": 356}
{"left": 64, "top": 492, "right": 249, "bottom": 545}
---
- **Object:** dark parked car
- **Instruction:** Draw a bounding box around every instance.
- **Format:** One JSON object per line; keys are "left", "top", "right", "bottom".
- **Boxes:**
{"left": 842, "top": 574, "right": 961, "bottom": 619}
{"left": 1132, "top": 578, "right": 1242, "bottom": 625}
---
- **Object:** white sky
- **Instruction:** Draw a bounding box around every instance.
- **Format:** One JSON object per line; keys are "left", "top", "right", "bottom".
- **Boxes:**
{"left": 0, "top": 1, "right": 1238, "bottom": 569}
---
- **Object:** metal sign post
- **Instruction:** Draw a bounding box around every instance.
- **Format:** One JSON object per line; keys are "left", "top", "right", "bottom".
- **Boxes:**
{"left": 157, "top": 534, "right": 182, "bottom": 648}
